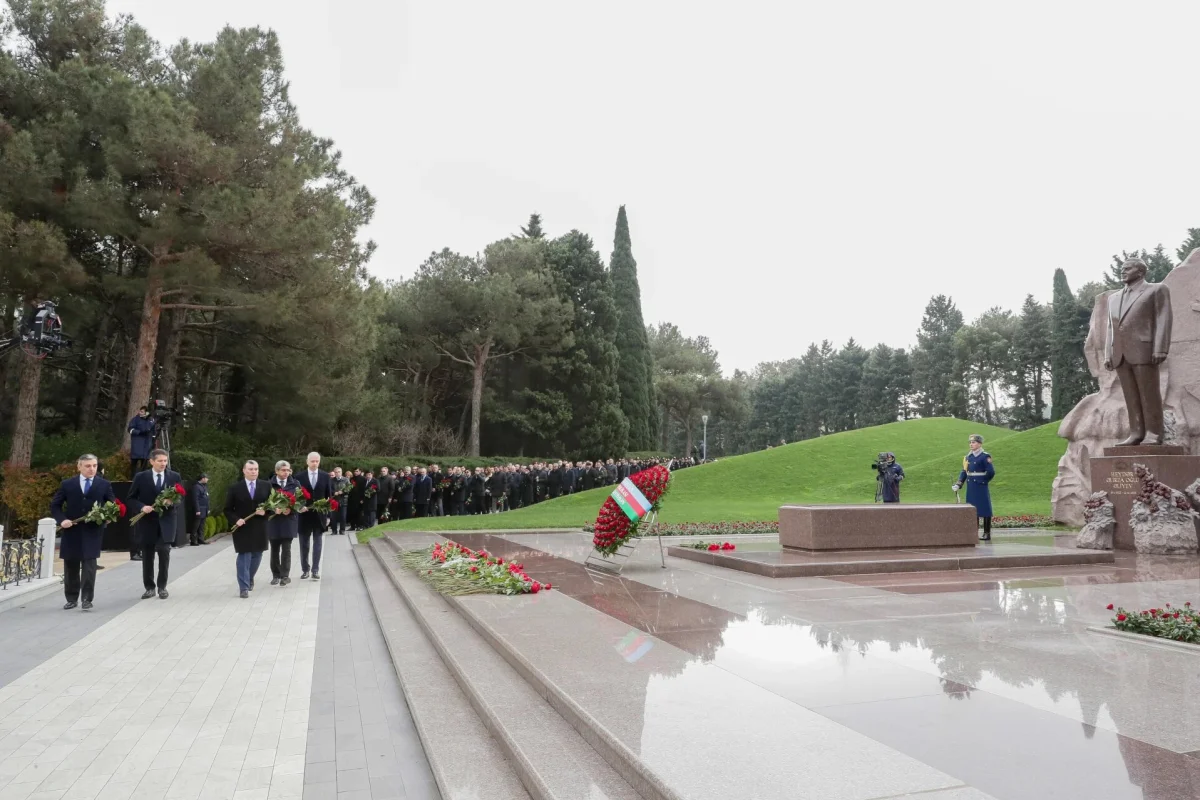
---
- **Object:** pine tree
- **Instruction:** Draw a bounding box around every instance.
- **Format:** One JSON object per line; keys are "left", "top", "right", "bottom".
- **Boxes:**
{"left": 910, "top": 295, "right": 965, "bottom": 418}
{"left": 520, "top": 213, "right": 545, "bottom": 239}
{"left": 1010, "top": 295, "right": 1051, "bottom": 428}
{"left": 1107, "top": 246, "right": 1173, "bottom": 286}
{"left": 609, "top": 206, "right": 656, "bottom": 450}
{"left": 1050, "top": 269, "right": 1094, "bottom": 418}
{"left": 1177, "top": 228, "right": 1200, "bottom": 263}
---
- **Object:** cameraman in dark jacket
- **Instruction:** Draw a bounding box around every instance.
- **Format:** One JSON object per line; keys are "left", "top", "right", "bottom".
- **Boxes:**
{"left": 873, "top": 452, "right": 905, "bottom": 503}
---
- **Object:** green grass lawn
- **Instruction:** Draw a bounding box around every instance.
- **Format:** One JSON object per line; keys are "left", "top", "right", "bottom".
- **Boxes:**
{"left": 381, "top": 418, "right": 1066, "bottom": 532}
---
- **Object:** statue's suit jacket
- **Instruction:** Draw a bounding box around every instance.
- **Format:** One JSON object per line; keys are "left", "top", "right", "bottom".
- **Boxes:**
{"left": 1106, "top": 281, "right": 1172, "bottom": 367}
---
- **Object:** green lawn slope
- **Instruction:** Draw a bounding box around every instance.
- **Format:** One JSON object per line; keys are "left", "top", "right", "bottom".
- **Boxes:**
{"left": 381, "top": 417, "right": 1064, "bottom": 532}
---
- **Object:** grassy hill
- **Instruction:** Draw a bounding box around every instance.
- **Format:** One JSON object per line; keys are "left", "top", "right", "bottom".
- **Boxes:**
{"left": 382, "top": 418, "right": 1066, "bottom": 532}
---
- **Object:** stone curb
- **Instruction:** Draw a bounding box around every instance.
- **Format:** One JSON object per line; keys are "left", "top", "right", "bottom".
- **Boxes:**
{"left": 0, "top": 577, "right": 62, "bottom": 613}
{"left": 1085, "top": 626, "right": 1200, "bottom": 654}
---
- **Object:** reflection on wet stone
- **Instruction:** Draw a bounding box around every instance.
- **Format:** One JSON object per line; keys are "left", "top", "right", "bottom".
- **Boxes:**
{"left": 441, "top": 531, "right": 1200, "bottom": 800}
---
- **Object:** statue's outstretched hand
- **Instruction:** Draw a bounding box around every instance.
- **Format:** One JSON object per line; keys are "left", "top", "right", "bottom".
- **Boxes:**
{"left": 1152, "top": 352, "right": 1167, "bottom": 365}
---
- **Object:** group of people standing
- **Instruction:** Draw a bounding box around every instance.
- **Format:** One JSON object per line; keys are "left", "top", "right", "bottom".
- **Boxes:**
{"left": 329, "top": 457, "right": 693, "bottom": 529}
{"left": 47, "top": 447, "right": 698, "bottom": 607}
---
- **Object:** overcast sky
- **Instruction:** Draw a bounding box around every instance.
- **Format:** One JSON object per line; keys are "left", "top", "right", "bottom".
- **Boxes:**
{"left": 106, "top": 0, "right": 1200, "bottom": 373}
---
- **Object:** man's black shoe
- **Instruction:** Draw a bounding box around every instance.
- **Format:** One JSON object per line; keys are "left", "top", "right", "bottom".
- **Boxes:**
{"left": 141, "top": 590, "right": 155, "bottom": 599}
{"left": 158, "top": 590, "right": 169, "bottom": 599}
{"left": 63, "top": 601, "right": 77, "bottom": 610}
{"left": 81, "top": 601, "right": 93, "bottom": 610}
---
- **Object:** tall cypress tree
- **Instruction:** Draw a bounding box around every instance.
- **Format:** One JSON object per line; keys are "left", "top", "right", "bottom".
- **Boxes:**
{"left": 609, "top": 206, "right": 656, "bottom": 450}
{"left": 546, "top": 230, "right": 629, "bottom": 458}
{"left": 1050, "top": 269, "right": 1093, "bottom": 418}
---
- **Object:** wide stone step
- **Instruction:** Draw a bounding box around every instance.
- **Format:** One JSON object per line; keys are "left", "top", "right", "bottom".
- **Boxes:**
{"left": 369, "top": 536, "right": 647, "bottom": 800}
{"left": 350, "top": 542, "right": 531, "bottom": 800}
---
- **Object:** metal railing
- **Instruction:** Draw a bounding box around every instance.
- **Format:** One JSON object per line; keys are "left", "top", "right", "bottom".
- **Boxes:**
{"left": 1, "top": 537, "right": 44, "bottom": 589}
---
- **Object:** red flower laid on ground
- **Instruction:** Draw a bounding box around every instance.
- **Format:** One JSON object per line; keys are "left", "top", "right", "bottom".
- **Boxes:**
{"left": 1106, "top": 604, "right": 1114, "bottom": 610}
{"left": 1109, "top": 602, "right": 1198, "bottom": 644}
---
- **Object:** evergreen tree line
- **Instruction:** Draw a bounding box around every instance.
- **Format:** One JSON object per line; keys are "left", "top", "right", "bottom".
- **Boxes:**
{"left": 727, "top": 229, "right": 1200, "bottom": 454}
{"left": 6, "top": 2, "right": 1200, "bottom": 468}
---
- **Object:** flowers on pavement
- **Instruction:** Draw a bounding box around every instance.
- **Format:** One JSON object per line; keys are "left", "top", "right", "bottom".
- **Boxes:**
{"left": 680, "top": 541, "right": 737, "bottom": 551}
{"left": 1109, "top": 601, "right": 1197, "bottom": 644}
{"left": 401, "top": 541, "right": 552, "bottom": 596}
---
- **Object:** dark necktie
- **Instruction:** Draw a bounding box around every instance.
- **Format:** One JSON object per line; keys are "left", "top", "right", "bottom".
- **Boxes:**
{"left": 83, "top": 478, "right": 92, "bottom": 495}
{"left": 156, "top": 473, "right": 163, "bottom": 491}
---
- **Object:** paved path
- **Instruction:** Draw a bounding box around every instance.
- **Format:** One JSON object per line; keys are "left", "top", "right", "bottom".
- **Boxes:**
{"left": 304, "top": 535, "right": 438, "bottom": 800}
{"left": 0, "top": 536, "right": 437, "bottom": 800}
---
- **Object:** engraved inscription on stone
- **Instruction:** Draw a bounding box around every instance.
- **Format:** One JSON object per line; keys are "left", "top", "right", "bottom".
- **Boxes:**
{"left": 1105, "top": 461, "right": 1138, "bottom": 495}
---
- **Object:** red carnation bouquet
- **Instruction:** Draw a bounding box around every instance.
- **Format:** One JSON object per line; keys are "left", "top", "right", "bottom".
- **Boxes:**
{"left": 309, "top": 497, "right": 340, "bottom": 514}
{"left": 591, "top": 465, "right": 671, "bottom": 556}
{"left": 263, "top": 488, "right": 298, "bottom": 518}
{"left": 295, "top": 486, "right": 312, "bottom": 512}
{"left": 59, "top": 499, "right": 126, "bottom": 531}
{"left": 128, "top": 482, "right": 186, "bottom": 525}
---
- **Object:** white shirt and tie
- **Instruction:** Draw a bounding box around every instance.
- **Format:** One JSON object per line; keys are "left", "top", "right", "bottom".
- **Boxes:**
{"left": 247, "top": 479, "right": 257, "bottom": 497}
{"left": 80, "top": 475, "right": 93, "bottom": 495}
{"left": 309, "top": 470, "right": 319, "bottom": 488}
{"left": 153, "top": 471, "right": 165, "bottom": 491}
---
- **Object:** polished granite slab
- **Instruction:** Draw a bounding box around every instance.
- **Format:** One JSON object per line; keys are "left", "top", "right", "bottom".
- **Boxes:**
{"left": 389, "top": 530, "right": 1200, "bottom": 800}
{"left": 667, "top": 539, "right": 1115, "bottom": 577}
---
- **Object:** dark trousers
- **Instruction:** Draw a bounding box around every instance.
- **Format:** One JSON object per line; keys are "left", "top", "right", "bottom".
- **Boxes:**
{"left": 142, "top": 539, "right": 170, "bottom": 591}
{"left": 364, "top": 508, "right": 377, "bottom": 528}
{"left": 64, "top": 558, "right": 97, "bottom": 603}
{"left": 191, "top": 512, "right": 208, "bottom": 543}
{"left": 331, "top": 506, "right": 347, "bottom": 535}
{"left": 981, "top": 517, "right": 992, "bottom": 536}
{"left": 300, "top": 529, "right": 323, "bottom": 573}
{"left": 414, "top": 503, "right": 427, "bottom": 518}
{"left": 270, "top": 539, "right": 293, "bottom": 578}
{"left": 131, "top": 457, "right": 148, "bottom": 475}
{"left": 400, "top": 502, "right": 413, "bottom": 520}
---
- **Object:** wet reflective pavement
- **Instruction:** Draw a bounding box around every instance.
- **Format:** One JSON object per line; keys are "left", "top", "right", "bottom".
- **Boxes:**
{"left": 439, "top": 532, "right": 1200, "bottom": 800}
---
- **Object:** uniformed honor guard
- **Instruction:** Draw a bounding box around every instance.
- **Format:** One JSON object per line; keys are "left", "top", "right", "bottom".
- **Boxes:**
{"left": 953, "top": 434, "right": 995, "bottom": 541}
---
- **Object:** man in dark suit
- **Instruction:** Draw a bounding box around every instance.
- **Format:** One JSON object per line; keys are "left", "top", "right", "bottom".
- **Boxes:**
{"left": 298, "top": 452, "right": 332, "bottom": 580}
{"left": 127, "top": 448, "right": 181, "bottom": 599}
{"left": 548, "top": 462, "right": 563, "bottom": 499}
{"left": 348, "top": 468, "right": 365, "bottom": 530}
{"left": 362, "top": 471, "right": 380, "bottom": 528}
{"left": 1105, "top": 257, "right": 1174, "bottom": 446}
{"left": 469, "top": 467, "right": 486, "bottom": 514}
{"left": 189, "top": 473, "right": 209, "bottom": 546}
{"left": 50, "top": 454, "right": 116, "bottom": 610}
{"left": 412, "top": 467, "right": 432, "bottom": 517}
{"left": 377, "top": 466, "right": 396, "bottom": 521}
{"left": 226, "top": 460, "right": 270, "bottom": 598}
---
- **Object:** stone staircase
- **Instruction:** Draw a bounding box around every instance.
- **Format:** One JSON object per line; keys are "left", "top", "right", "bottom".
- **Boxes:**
{"left": 353, "top": 533, "right": 660, "bottom": 800}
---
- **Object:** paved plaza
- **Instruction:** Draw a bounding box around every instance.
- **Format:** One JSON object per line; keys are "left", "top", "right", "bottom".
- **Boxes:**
{"left": 2, "top": 528, "right": 1198, "bottom": 800}
{"left": 0, "top": 537, "right": 437, "bottom": 800}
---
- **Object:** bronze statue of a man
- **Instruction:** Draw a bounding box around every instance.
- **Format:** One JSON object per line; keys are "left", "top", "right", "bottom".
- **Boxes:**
{"left": 1104, "top": 257, "right": 1172, "bottom": 445}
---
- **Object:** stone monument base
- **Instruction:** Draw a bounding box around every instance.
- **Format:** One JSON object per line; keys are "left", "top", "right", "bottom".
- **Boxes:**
{"left": 779, "top": 504, "right": 978, "bottom": 551}
{"left": 1090, "top": 446, "right": 1200, "bottom": 550}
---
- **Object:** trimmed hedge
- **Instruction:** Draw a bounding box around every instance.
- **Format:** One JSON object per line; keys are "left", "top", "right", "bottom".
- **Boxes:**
{"left": 170, "top": 450, "right": 239, "bottom": 535}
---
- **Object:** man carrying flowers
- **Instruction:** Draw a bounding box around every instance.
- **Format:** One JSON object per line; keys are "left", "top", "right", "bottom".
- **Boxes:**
{"left": 127, "top": 448, "right": 185, "bottom": 600}
{"left": 50, "top": 454, "right": 120, "bottom": 610}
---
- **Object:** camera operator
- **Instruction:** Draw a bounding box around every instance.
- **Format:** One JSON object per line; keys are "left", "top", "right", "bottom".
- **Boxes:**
{"left": 128, "top": 406, "right": 157, "bottom": 474}
{"left": 871, "top": 452, "right": 905, "bottom": 503}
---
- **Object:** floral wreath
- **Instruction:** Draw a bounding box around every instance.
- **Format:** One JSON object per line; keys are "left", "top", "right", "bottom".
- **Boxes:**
{"left": 591, "top": 465, "right": 671, "bottom": 556}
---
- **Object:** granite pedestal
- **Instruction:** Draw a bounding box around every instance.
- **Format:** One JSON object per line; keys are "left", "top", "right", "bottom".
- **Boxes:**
{"left": 779, "top": 504, "right": 978, "bottom": 551}
{"left": 1090, "top": 445, "right": 1200, "bottom": 550}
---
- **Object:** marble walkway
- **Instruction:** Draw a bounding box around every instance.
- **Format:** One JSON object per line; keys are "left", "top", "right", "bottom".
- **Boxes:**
{"left": 0, "top": 536, "right": 437, "bottom": 800}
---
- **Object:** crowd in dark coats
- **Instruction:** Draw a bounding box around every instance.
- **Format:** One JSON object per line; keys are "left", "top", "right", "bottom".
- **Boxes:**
{"left": 328, "top": 457, "right": 699, "bottom": 529}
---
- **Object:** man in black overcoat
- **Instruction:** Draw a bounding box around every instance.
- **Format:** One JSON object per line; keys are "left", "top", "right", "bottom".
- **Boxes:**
{"left": 50, "top": 454, "right": 116, "bottom": 610}
{"left": 127, "top": 448, "right": 181, "bottom": 599}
